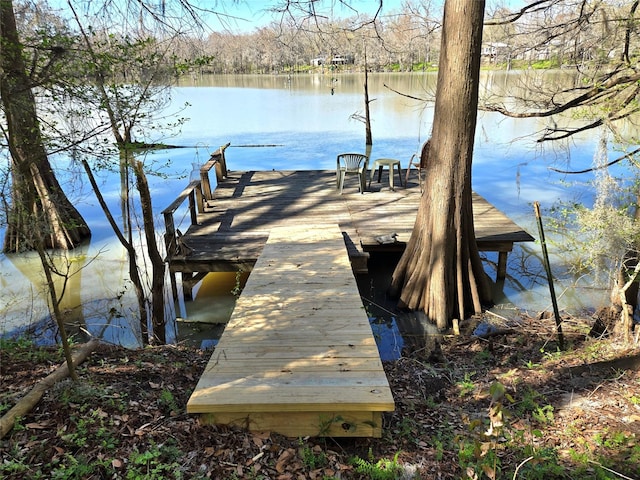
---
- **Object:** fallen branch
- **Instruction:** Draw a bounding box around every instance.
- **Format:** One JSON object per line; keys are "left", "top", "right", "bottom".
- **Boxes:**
{"left": 0, "top": 339, "right": 100, "bottom": 439}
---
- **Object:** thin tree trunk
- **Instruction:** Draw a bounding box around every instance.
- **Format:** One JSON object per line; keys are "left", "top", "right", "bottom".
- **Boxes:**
{"left": 81, "top": 159, "right": 150, "bottom": 345}
{"left": 132, "top": 159, "right": 166, "bottom": 344}
{"left": 0, "top": 0, "right": 90, "bottom": 253}
{"left": 364, "top": 48, "right": 372, "bottom": 146}
{"left": 390, "top": 0, "right": 492, "bottom": 330}
{"left": 35, "top": 245, "right": 78, "bottom": 381}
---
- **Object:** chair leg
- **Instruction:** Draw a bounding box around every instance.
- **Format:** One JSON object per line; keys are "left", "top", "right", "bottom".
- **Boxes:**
{"left": 396, "top": 164, "right": 403, "bottom": 187}
{"left": 359, "top": 173, "right": 365, "bottom": 193}
{"left": 339, "top": 171, "right": 346, "bottom": 194}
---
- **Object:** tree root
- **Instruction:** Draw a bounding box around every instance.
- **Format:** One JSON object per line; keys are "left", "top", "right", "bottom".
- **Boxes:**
{"left": 0, "top": 339, "right": 100, "bottom": 439}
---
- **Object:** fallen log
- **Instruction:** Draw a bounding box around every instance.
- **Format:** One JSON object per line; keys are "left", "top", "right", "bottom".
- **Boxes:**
{"left": 0, "top": 339, "right": 100, "bottom": 439}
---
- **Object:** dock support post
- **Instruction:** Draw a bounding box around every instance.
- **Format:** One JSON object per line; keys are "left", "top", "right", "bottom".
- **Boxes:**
{"left": 497, "top": 251, "right": 508, "bottom": 281}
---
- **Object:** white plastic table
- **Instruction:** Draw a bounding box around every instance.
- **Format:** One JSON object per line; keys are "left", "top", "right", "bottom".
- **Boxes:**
{"left": 369, "top": 158, "right": 403, "bottom": 191}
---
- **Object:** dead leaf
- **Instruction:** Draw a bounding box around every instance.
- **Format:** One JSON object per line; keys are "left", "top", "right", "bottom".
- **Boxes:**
{"left": 482, "top": 464, "right": 496, "bottom": 480}
{"left": 26, "top": 420, "right": 52, "bottom": 429}
{"left": 252, "top": 435, "right": 264, "bottom": 447}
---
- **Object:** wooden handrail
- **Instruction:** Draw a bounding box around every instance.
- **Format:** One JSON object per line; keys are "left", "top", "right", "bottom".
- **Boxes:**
{"left": 162, "top": 143, "right": 231, "bottom": 259}
{"left": 201, "top": 142, "right": 230, "bottom": 201}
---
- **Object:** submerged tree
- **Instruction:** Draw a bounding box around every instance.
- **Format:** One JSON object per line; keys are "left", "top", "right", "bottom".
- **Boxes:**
{"left": 60, "top": 0, "right": 200, "bottom": 344}
{"left": 389, "top": 0, "right": 492, "bottom": 330}
{"left": 0, "top": 0, "right": 91, "bottom": 253}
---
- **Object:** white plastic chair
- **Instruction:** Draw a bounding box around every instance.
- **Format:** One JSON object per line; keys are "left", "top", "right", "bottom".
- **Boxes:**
{"left": 336, "top": 153, "right": 368, "bottom": 194}
{"left": 405, "top": 139, "right": 431, "bottom": 191}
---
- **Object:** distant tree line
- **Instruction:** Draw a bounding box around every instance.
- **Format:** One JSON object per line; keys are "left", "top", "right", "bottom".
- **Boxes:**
{"left": 163, "top": 1, "right": 635, "bottom": 75}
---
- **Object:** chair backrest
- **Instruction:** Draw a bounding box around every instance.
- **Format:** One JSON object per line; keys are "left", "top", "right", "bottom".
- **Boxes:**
{"left": 419, "top": 139, "right": 431, "bottom": 168}
{"left": 337, "top": 153, "right": 367, "bottom": 171}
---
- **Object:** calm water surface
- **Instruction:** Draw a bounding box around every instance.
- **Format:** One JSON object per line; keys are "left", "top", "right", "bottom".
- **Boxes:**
{"left": 0, "top": 72, "right": 622, "bottom": 349}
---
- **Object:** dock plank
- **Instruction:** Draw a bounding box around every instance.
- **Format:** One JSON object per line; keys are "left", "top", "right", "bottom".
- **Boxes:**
{"left": 186, "top": 224, "right": 395, "bottom": 437}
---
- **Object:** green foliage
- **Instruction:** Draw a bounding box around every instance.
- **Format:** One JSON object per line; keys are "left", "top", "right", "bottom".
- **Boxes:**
{"left": 532, "top": 404, "right": 554, "bottom": 425}
{"left": 299, "top": 441, "right": 328, "bottom": 470}
{"left": 474, "top": 349, "right": 492, "bottom": 363}
{"left": 511, "top": 447, "right": 565, "bottom": 480}
{"left": 54, "top": 376, "right": 128, "bottom": 415}
{"left": 514, "top": 386, "right": 543, "bottom": 416}
{"left": 457, "top": 381, "right": 567, "bottom": 480}
{"left": 126, "top": 441, "right": 185, "bottom": 480}
{"left": 231, "top": 269, "right": 245, "bottom": 296}
{"left": 0, "top": 337, "right": 57, "bottom": 363}
{"left": 528, "top": 58, "right": 561, "bottom": 69}
{"left": 158, "top": 389, "right": 179, "bottom": 414}
{"left": 50, "top": 454, "right": 97, "bottom": 479}
{"left": 594, "top": 429, "right": 632, "bottom": 449}
{"left": 394, "top": 416, "right": 419, "bottom": 443}
{"left": 0, "top": 456, "right": 32, "bottom": 475}
{"left": 349, "top": 448, "right": 403, "bottom": 480}
{"left": 12, "top": 415, "right": 26, "bottom": 433}
{"left": 58, "top": 409, "right": 119, "bottom": 450}
{"left": 546, "top": 164, "right": 640, "bottom": 302}
{"left": 457, "top": 371, "right": 476, "bottom": 398}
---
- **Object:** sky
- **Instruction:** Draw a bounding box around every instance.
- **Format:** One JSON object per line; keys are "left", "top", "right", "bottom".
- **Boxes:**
{"left": 208, "top": 0, "right": 409, "bottom": 32}
{"left": 207, "top": 0, "right": 526, "bottom": 33}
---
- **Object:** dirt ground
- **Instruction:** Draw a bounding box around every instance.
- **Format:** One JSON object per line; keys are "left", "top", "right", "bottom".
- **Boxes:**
{"left": 1, "top": 314, "right": 639, "bottom": 479}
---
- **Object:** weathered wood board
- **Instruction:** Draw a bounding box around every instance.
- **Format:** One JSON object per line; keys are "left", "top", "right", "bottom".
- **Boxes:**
{"left": 167, "top": 170, "right": 533, "bottom": 278}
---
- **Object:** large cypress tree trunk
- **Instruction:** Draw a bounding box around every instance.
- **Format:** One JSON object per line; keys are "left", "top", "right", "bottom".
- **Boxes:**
{"left": 390, "top": 0, "right": 492, "bottom": 330}
{"left": 0, "top": 0, "right": 91, "bottom": 253}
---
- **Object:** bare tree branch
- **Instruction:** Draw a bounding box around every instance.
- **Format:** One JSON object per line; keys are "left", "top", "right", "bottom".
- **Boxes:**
{"left": 549, "top": 147, "right": 640, "bottom": 174}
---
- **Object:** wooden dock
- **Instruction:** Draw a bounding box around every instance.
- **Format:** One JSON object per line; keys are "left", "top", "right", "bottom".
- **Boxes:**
{"left": 165, "top": 147, "right": 533, "bottom": 437}
{"left": 162, "top": 154, "right": 534, "bottom": 299}
{"left": 186, "top": 224, "right": 395, "bottom": 437}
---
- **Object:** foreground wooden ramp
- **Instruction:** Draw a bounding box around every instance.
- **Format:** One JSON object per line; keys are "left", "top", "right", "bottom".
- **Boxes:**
{"left": 187, "top": 224, "right": 395, "bottom": 437}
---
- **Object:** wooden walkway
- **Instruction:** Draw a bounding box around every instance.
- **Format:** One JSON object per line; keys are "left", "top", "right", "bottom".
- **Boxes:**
{"left": 186, "top": 224, "right": 395, "bottom": 437}
{"left": 163, "top": 165, "right": 534, "bottom": 298}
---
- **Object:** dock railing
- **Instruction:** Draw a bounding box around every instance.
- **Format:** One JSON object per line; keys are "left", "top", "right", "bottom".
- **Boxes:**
{"left": 161, "top": 143, "right": 230, "bottom": 259}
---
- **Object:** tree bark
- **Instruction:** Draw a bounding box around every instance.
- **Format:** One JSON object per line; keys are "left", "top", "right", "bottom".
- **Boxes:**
{"left": 390, "top": 0, "right": 492, "bottom": 330}
{"left": 364, "top": 49, "right": 372, "bottom": 146}
{"left": 0, "top": 0, "right": 91, "bottom": 253}
{"left": 0, "top": 339, "right": 99, "bottom": 439}
{"left": 133, "top": 159, "right": 167, "bottom": 344}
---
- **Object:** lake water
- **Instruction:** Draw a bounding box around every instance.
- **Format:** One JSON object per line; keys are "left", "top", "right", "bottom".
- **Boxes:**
{"left": 0, "top": 72, "right": 622, "bottom": 349}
